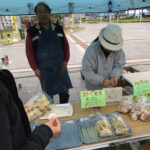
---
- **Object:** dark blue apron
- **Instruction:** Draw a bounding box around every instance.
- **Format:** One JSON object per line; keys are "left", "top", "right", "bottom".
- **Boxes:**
{"left": 35, "top": 29, "right": 72, "bottom": 96}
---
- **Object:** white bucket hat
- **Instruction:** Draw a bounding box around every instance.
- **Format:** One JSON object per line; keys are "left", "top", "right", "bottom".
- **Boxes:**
{"left": 99, "top": 24, "right": 123, "bottom": 51}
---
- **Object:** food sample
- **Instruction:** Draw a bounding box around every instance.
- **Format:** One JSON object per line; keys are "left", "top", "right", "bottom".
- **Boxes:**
{"left": 97, "top": 120, "right": 112, "bottom": 136}
{"left": 111, "top": 117, "right": 129, "bottom": 135}
{"left": 25, "top": 94, "right": 51, "bottom": 121}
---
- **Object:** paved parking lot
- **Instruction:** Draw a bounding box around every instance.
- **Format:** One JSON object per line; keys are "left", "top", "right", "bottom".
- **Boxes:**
{"left": 1, "top": 22, "right": 150, "bottom": 104}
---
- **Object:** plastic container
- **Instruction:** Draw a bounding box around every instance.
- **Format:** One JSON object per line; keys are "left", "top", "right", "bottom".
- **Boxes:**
{"left": 78, "top": 114, "right": 114, "bottom": 143}
{"left": 106, "top": 112, "right": 133, "bottom": 137}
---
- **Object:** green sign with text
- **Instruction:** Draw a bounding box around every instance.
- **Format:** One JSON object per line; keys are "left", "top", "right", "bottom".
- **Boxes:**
{"left": 132, "top": 80, "right": 150, "bottom": 96}
{"left": 80, "top": 90, "right": 106, "bottom": 108}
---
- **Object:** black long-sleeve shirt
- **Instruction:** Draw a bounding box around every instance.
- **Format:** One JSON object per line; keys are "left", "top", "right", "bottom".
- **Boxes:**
{"left": 0, "top": 79, "right": 53, "bottom": 150}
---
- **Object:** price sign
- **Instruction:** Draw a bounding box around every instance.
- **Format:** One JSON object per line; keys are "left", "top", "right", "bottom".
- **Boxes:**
{"left": 80, "top": 90, "right": 106, "bottom": 108}
{"left": 132, "top": 80, "right": 150, "bottom": 96}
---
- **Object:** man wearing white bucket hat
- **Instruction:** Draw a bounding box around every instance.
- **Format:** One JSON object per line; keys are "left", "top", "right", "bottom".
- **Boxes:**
{"left": 82, "top": 24, "right": 125, "bottom": 90}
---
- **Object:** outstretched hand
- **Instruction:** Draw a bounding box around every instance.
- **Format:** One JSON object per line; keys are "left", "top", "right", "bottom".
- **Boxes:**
{"left": 45, "top": 117, "right": 61, "bottom": 138}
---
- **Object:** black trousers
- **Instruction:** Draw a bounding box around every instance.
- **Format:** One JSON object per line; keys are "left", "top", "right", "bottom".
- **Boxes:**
{"left": 51, "top": 90, "right": 70, "bottom": 104}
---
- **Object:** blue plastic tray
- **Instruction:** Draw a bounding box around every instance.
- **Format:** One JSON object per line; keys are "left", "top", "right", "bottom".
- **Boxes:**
{"left": 45, "top": 120, "right": 82, "bottom": 150}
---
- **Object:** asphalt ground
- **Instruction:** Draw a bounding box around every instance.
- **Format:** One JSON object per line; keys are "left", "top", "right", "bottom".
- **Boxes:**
{"left": 0, "top": 22, "right": 150, "bottom": 104}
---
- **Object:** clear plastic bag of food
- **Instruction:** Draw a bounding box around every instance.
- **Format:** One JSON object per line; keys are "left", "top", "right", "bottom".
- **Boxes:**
{"left": 95, "top": 114, "right": 113, "bottom": 137}
{"left": 78, "top": 114, "right": 114, "bottom": 143}
{"left": 130, "top": 96, "right": 150, "bottom": 121}
{"left": 140, "top": 97, "right": 150, "bottom": 121}
{"left": 25, "top": 91, "right": 53, "bottom": 121}
{"left": 117, "top": 98, "right": 133, "bottom": 113}
{"left": 107, "top": 112, "right": 133, "bottom": 137}
{"left": 140, "top": 110, "right": 150, "bottom": 121}
{"left": 129, "top": 100, "right": 142, "bottom": 121}
{"left": 117, "top": 95, "right": 150, "bottom": 121}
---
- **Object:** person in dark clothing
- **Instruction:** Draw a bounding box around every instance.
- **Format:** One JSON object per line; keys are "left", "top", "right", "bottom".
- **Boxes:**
{"left": 0, "top": 69, "right": 61, "bottom": 150}
{"left": 27, "top": 21, "right": 32, "bottom": 29}
{"left": 26, "top": 2, "right": 73, "bottom": 104}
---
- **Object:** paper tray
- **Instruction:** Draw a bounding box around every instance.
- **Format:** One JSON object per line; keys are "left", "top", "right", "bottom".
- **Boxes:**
{"left": 45, "top": 120, "right": 82, "bottom": 150}
{"left": 78, "top": 115, "right": 114, "bottom": 144}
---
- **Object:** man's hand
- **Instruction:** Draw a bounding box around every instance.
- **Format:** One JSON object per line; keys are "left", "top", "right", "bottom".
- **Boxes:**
{"left": 111, "top": 77, "right": 118, "bottom": 86}
{"left": 61, "top": 61, "right": 67, "bottom": 71}
{"left": 34, "top": 69, "right": 42, "bottom": 79}
{"left": 103, "top": 78, "right": 113, "bottom": 87}
{"left": 45, "top": 117, "right": 61, "bottom": 138}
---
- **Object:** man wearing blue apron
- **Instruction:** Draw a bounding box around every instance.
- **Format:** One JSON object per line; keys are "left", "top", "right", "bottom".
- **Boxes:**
{"left": 26, "top": 2, "right": 73, "bottom": 103}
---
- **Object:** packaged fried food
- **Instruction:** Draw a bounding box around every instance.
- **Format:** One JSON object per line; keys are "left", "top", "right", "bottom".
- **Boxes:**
{"left": 107, "top": 112, "right": 132, "bottom": 136}
{"left": 140, "top": 110, "right": 150, "bottom": 121}
{"left": 111, "top": 117, "right": 129, "bottom": 135}
{"left": 130, "top": 110, "right": 142, "bottom": 121}
{"left": 117, "top": 99, "right": 132, "bottom": 113}
{"left": 117, "top": 96, "right": 150, "bottom": 122}
{"left": 25, "top": 93, "right": 52, "bottom": 121}
{"left": 130, "top": 101, "right": 142, "bottom": 113}
{"left": 97, "top": 120, "right": 112, "bottom": 137}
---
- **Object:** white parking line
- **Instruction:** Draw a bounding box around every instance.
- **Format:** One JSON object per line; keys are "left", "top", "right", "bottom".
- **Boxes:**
{"left": 11, "top": 68, "right": 32, "bottom": 73}
{"left": 10, "top": 65, "right": 82, "bottom": 74}
{"left": 2, "top": 47, "right": 24, "bottom": 49}
{"left": 66, "top": 34, "right": 76, "bottom": 43}
{"left": 126, "top": 59, "right": 150, "bottom": 64}
{"left": 72, "top": 33, "right": 86, "bottom": 43}
{"left": 68, "top": 64, "right": 81, "bottom": 68}
{"left": 9, "top": 58, "right": 150, "bottom": 74}
{"left": 125, "top": 38, "right": 150, "bottom": 41}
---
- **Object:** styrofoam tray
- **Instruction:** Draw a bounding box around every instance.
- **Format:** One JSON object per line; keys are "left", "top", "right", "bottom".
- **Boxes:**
{"left": 40, "top": 103, "right": 73, "bottom": 119}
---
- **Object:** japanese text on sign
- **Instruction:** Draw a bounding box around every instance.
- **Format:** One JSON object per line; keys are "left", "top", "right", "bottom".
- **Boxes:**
{"left": 80, "top": 90, "right": 106, "bottom": 108}
{"left": 132, "top": 80, "right": 150, "bottom": 97}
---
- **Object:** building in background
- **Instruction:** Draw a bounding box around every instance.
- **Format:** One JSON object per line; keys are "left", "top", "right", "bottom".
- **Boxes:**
{"left": 2, "top": 16, "right": 12, "bottom": 27}
{"left": 0, "top": 17, "right": 4, "bottom": 39}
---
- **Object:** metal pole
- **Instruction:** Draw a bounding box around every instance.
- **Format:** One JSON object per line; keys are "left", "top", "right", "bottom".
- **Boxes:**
{"left": 72, "top": 14, "right": 74, "bottom": 28}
